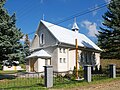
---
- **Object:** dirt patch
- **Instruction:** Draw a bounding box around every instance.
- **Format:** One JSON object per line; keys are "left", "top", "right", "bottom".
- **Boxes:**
{"left": 71, "top": 80, "right": 120, "bottom": 90}
{"left": 52, "top": 79, "right": 120, "bottom": 90}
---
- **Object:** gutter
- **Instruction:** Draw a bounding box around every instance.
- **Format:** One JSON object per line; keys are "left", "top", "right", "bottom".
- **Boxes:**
{"left": 58, "top": 42, "right": 102, "bottom": 53}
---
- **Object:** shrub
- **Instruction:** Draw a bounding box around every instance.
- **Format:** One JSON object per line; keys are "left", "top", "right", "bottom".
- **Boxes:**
{"left": 95, "top": 66, "right": 99, "bottom": 74}
{"left": 20, "top": 64, "right": 26, "bottom": 69}
{"left": 99, "top": 65, "right": 103, "bottom": 74}
{"left": 0, "top": 64, "right": 2, "bottom": 70}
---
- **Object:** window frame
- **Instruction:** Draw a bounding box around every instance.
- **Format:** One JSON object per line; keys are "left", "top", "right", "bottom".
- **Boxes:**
{"left": 63, "top": 58, "right": 66, "bottom": 63}
{"left": 59, "top": 48, "right": 62, "bottom": 53}
{"left": 40, "top": 33, "right": 45, "bottom": 45}
{"left": 60, "top": 58, "right": 62, "bottom": 63}
{"left": 63, "top": 48, "right": 66, "bottom": 53}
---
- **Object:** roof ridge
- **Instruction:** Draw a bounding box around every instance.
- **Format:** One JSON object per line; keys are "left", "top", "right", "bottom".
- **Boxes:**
{"left": 40, "top": 20, "right": 83, "bottom": 35}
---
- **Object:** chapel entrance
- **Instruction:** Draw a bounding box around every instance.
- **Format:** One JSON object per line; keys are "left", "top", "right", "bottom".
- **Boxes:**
{"left": 30, "top": 59, "right": 36, "bottom": 72}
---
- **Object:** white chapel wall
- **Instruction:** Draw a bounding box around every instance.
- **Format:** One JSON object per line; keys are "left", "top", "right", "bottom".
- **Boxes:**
{"left": 34, "top": 59, "right": 38, "bottom": 72}
{"left": 37, "top": 58, "right": 45, "bottom": 72}
{"left": 57, "top": 47, "right": 68, "bottom": 72}
{"left": 31, "top": 34, "right": 40, "bottom": 49}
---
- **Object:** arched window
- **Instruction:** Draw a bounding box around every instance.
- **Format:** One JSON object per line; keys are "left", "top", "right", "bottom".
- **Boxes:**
{"left": 40, "top": 33, "right": 45, "bottom": 45}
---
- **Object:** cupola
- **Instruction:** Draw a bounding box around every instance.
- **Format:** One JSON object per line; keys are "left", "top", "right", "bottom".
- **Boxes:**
{"left": 72, "top": 18, "right": 79, "bottom": 33}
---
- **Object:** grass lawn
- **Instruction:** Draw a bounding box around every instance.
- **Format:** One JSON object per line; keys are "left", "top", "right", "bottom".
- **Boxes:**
{"left": 0, "top": 70, "right": 26, "bottom": 74}
{"left": 0, "top": 77, "right": 120, "bottom": 90}
{"left": 0, "top": 59, "right": 120, "bottom": 90}
{"left": 53, "top": 77, "right": 120, "bottom": 89}
{"left": 0, "top": 77, "right": 46, "bottom": 90}
{"left": 101, "top": 59, "right": 120, "bottom": 68}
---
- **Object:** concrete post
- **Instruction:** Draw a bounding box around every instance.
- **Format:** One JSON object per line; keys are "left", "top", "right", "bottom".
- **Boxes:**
{"left": 84, "top": 65, "right": 91, "bottom": 82}
{"left": 109, "top": 64, "right": 116, "bottom": 78}
{"left": 44, "top": 65, "right": 53, "bottom": 88}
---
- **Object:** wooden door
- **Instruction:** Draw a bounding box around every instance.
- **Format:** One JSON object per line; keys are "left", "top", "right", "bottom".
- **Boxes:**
{"left": 30, "top": 59, "right": 36, "bottom": 72}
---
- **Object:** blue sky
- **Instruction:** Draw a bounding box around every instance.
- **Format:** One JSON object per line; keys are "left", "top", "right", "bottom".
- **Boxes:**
{"left": 4, "top": 0, "right": 110, "bottom": 43}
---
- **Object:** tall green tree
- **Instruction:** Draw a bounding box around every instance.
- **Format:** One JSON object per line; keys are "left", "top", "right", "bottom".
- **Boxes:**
{"left": 97, "top": 0, "right": 120, "bottom": 59}
{"left": 24, "top": 34, "right": 30, "bottom": 57}
{"left": 0, "top": 0, "right": 24, "bottom": 64}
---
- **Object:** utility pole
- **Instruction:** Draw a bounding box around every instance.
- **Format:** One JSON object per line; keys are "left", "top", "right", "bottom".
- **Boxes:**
{"left": 75, "top": 39, "right": 79, "bottom": 79}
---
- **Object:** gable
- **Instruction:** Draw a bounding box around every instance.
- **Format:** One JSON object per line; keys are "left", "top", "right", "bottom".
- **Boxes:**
{"left": 31, "top": 21, "right": 58, "bottom": 50}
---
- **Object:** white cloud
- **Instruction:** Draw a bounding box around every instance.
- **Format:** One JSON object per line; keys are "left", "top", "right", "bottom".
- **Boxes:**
{"left": 20, "top": 35, "right": 32, "bottom": 43}
{"left": 81, "top": 20, "right": 99, "bottom": 37}
{"left": 89, "top": 4, "right": 99, "bottom": 16}
{"left": 20, "top": 35, "right": 26, "bottom": 42}
{"left": 104, "top": 0, "right": 111, "bottom": 3}
{"left": 92, "top": 4, "right": 99, "bottom": 16}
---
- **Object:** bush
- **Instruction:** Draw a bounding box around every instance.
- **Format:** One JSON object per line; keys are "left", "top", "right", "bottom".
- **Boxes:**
{"left": 78, "top": 66, "right": 84, "bottom": 78}
{"left": 72, "top": 66, "right": 84, "bottom": 79}
{"left": 99, "top": 65, "right": 103, "bottom": 74}
{"left": 94, "top": 66, "right": 99, "bottom": 74}
{"left": 64, "top": 73, "right": 72, "bottom": 79}
{"left": 20, "top": 64, "right": 26, "bottom": 69}
{"left": 0, "top": 64, "right": 2, "bottom": 70}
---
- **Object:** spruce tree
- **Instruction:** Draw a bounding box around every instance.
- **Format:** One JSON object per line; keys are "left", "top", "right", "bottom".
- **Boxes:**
{"left": 0, "top": 0, "right": 24, "bottom": 64}
{"left": 97, "top": 0, "right": 120, "bottom": 59}
{"left": 24, "top": 34, "right": 30, "bottom": 57}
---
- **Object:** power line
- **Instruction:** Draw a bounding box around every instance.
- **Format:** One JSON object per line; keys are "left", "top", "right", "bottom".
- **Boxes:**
{"left": 27, "top": 2, "right": 109, "bottom": 35}
{"left": 54, "top": 3, "right": 107, "bottom": 25}
{"left": 18, "top": 1, "right": 38, "bottom": 18}
{"left": 15, "top": 0, "right": 30, "bottom": 14}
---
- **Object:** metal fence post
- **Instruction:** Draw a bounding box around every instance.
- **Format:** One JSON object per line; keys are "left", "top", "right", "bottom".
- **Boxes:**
{"left": 84, "top": 65, "right": 91, "bottom": 82}
{"left": 44, "top": 65, "right": 53, "bottom": 88}
{"left": 109, "top": 64, "right": 116, "bottom": 78}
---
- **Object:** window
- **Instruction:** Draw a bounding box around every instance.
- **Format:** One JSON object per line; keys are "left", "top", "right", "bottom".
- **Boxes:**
{"left": 59, "top": 48, "right": 62, "bottom": 53}
{"left": 40, "top": 33, "right": 45, "bottom": 45}
{"left": 80, "top": 52, "right": 84, "bottom": 62}
{"left": 63, "top": 48, "right": 66, "bottom": 53}
{"left": 63, "top": 58, "right": 66, "bottom": 63}
{"left": 60, "top": 58, "right": 62, "bottom": 63}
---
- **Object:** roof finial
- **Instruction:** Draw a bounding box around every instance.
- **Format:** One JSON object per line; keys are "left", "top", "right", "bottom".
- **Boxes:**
{"left": 74, "top": 17, "right": 76, "bottom": 23}
{"left": 42, "top": 14, "right": 44, "bottom": 20}
{"left": 72, "top": 17, "right": 79, "bottom": 33}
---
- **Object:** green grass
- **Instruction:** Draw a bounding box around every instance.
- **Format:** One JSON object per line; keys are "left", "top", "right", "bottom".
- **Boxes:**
{"left": 20, "top": 64, "right": 26, "bottom": 69}
{"left": 0, "top": 77, "right": 46, "bottom": 90}
{"left": 101, "top": 59, "right": 120, "bottom": 69}
{"left": 1, "top": 76, "right": 118, "bottom": 90}
{"left": 52, "top": 77, "right": 120, "bottom": 89}
{"left": 0, "top": 70, "right": 26, "bottom": 74}
{"left": 0, "top": 70, "right": 19, "bottom": 74}
{"left": 0, "top": 59, "right": 120, "bottom": 90}
{"left": 0, "top": 74, "right": 112, "bottom": 90}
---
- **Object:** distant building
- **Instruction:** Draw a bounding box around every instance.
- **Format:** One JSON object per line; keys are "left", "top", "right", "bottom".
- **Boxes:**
{"left": 3, "top": 60, "right": 23, "bottom": 71}
{"left": 26, "top": 19, "right": 101, "bottom": 72}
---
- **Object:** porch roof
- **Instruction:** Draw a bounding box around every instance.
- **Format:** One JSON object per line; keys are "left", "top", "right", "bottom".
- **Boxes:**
{"left": 25, "top": 49, "right": 51, "bottom": 59}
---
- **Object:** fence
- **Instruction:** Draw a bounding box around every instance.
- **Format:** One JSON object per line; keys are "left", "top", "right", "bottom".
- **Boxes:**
{"left": 0, "top": 64, "right": 120, "bottom": 89}
{"left": 0, "top": 72, "right": 44, "bottom": 89}
{"left": 53, "top": 64, "right": 120, "bottom": 86}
